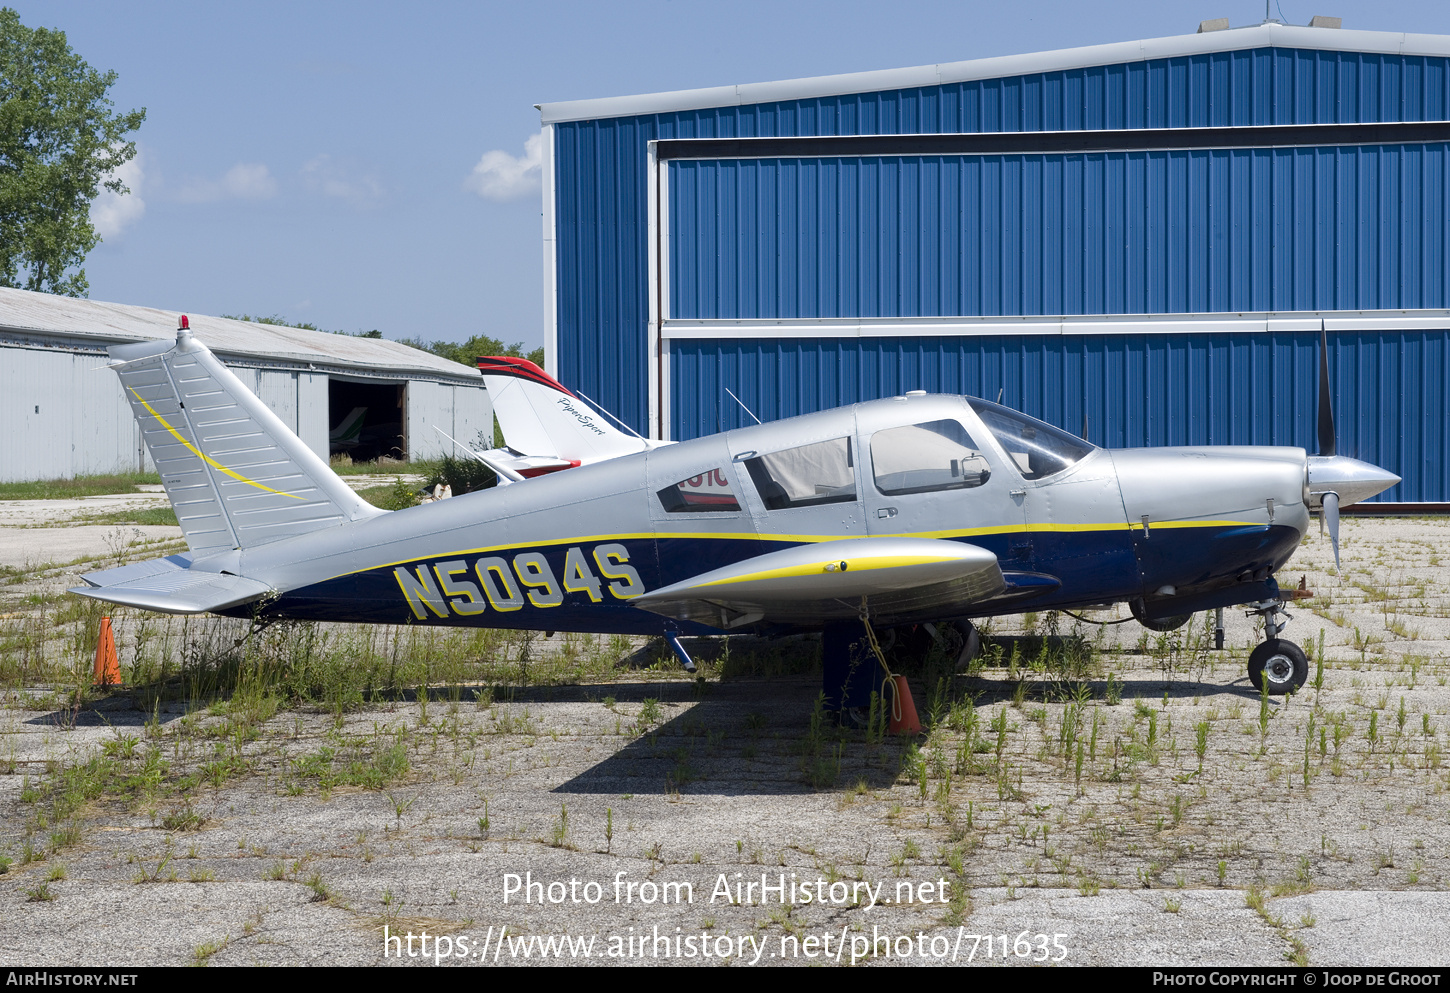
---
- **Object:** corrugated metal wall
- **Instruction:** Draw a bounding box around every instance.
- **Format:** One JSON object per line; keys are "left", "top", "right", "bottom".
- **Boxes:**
{"left": 555, "top": 45, "right": 1450, "bottom": 498}
{"left": 298, "top": 373, "right": 330, "bottom": 461}
{"left": 668, "top": 145, "right": 1450, "bottom": 318}
{"left": 406, "top": 381, "right": 452, "bottom": 461}
{"left": 450, "top": 385, "right": 494, "bottom": 455}
{"left": 670, "top": 331, "right": 1449, "bottom": 503}
{"left": 0, "top": 347, "right": 146, "bottom": 481}
{"left": 405, "top": 381, "right": 494, "bottom": 461}
{"left": 0, "top": 342, "right": 493, "bottom": 482}
{"left": 237, "top": 369, "right": 330, "bottom": 461}
{"left": 556, "top": 47, "right": 1450, "bottom": 420}
{"left": 556, "top": 116, "right": 656, "bottom": 433}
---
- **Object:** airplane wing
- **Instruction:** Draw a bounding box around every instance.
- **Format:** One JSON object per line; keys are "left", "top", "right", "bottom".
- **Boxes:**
{"left": 632, "top": 537, "right": 1006, "bottom": 630}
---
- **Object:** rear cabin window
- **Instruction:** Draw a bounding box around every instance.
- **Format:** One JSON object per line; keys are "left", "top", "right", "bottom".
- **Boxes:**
{"left": 745, "top": 438, "right": 856, "bottom": 510}
{"left": 657, "top": 468, "right": 741, "bottom": 513}
{"left": 870, "top": 420, "right": 991, "bottom": 495}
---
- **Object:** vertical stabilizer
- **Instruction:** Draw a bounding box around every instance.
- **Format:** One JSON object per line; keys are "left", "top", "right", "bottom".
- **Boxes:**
{"left": 477, "top": 356, "right": 649, "bottom": 463}
{"left": 111, "top": 329, "right": 385, "bottom": 557}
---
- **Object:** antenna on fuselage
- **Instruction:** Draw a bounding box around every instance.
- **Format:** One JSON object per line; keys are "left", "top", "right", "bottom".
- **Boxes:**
{"left": 724, "top": 387, "right": 762, "bottom": 425}
{"left": 996, "top": 387, "right": 1004, "bottom": 404}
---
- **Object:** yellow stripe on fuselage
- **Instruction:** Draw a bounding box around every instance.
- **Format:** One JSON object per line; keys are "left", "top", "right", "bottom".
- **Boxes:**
{"left": 129, "top": 388, "right": 304, "bottom": 500}
{"left": 334, "top": 518, "right": 1265, "bottom": 582}
{"left": 697, "top": 553, "right": 965, "bottom": 588}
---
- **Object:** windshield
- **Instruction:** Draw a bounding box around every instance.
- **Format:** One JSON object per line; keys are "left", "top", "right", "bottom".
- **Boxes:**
{"left": 967, "top": 398, "right": 1094, "bottom": 480}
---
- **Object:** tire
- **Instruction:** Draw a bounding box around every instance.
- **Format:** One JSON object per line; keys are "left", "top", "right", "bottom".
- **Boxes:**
{"left": 930, "top": 620, "right": 979, "bottom": 670}
{"left": 1248, "top": 639, "right": 1309, "bottom": 695}
{"left": 1129, "top": 598, "right": 1193, "bottom": 632}
{"left": 880, "top": 621, "right": 977, "bottom": 673}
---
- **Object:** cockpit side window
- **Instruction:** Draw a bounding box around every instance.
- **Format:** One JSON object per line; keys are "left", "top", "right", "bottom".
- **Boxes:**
{"left": 657, "top": 468, "right": 741, "bottom": 513}
{"left": 745, "top": 437, "right": 856, "bottom": 510}
{"left": 967, "top": 399, "right": 1094, "bottom": 481}
{"left": 870, "top": 419, "right": 991, "bottom": 495}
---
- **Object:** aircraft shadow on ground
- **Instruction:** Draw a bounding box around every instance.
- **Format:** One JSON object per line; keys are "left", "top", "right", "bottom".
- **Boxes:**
{"left": 546, "top": 677, "right": 1268, "bottom": 802}
{"left": 551, "top": 678, "right": 919, "bottom": 798}
{"left": 24, "top": 698, "right": 180, "bottom": 729}
{"left": 961, "top": 673, "right": 1270, "bottom": 707}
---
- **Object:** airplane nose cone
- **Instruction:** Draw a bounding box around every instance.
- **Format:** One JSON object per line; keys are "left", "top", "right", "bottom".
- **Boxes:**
{"left": 1307, "top": 455, "right": 1400, "bottom": 507}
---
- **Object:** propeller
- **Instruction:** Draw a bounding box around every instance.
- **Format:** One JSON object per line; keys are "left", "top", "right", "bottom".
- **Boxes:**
{"left": 1317, "top": 320, "right": 1336, "bottom": 458}
{"left": 1322, "top": 490, "right": 1340, "bottom": 572}
{"left": 1305, "top": 320, "right": 1400, "bottom": 571}
{"left": 1316, "top": 321, "right": 1340, "bottom": 570}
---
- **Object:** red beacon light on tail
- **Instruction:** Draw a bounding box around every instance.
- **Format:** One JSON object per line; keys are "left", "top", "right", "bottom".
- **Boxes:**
{"left": 178, "top": 315, "right": 190, "bottom": 331}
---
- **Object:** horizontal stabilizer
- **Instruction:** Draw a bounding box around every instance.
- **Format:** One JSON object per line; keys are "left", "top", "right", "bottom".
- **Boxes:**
{"left": 79, "top": 554, "right": 193, "bottom": 589}
{"left": 70, "top": 567, "right": 272, "bottom": 615}
{"left": 634, "top": 537, "right": 1004, "bottom": 629}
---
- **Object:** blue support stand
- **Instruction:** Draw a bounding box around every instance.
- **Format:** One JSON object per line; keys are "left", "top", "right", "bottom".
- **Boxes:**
{"left": 663, "top": 628, "right": 696, "bottom": 673}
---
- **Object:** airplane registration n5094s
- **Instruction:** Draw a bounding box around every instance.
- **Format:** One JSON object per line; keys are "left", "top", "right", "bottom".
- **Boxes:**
{"left": 72, "top": 320, "right": 1398, "bottom": 705}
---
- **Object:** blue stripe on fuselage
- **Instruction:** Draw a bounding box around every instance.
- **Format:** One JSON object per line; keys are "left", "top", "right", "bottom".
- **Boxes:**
{"left": 231, "top": 523, "right": 1302, "bottom": 632}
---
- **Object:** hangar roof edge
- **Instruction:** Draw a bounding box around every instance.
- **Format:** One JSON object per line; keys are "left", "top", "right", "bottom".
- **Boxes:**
{"left": 0, "top": 287, "right": 482, "bottom": 385}
{"left": 538, "top": 23, "right": 1450, "bottom": 125}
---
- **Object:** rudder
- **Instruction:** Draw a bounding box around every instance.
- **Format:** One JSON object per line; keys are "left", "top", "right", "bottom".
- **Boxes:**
{"left": 112, "top": 327, "right": 384, "bottom": 558}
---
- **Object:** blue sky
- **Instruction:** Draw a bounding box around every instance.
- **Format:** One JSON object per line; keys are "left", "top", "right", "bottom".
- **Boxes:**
{"left": 12, "top": 0, "right": 1450, "bottom": 348}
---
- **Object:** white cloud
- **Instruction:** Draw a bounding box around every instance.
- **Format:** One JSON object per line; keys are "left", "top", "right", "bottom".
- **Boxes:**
{"left": 301, "top": 155, "right": 384, "bottom": 206}
{"left": 175, "top": 162, "right": 278, "bottom": 203}
{"left": 465, "top": 133, "right": 542, "bottom": 201}
{"left": 91, "top": 151, "right": 146, "bottom": 239}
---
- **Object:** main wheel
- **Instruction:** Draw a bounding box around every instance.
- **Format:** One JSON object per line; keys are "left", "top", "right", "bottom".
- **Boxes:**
{"left": 1248, "top": 639, "right": 1308, "bottom": 695}
{"left": 953, "top": 620, "right": 982, "bottom": 671}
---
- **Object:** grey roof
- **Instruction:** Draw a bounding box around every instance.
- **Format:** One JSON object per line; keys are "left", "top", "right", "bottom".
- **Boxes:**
{"left": 0, "top": 287, "right": 481, "bottom": 384}
{"left": 538, "top": 22, "right": 1450, "bottom": 124}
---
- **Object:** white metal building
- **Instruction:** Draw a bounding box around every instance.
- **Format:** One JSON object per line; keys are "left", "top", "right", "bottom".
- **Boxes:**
{"left": 0, "top": 287, "right": 491, "bottom": 483}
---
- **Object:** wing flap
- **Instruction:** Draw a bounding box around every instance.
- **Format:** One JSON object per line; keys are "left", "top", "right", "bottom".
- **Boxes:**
{"left": 69, "top": 567, "right": 272, "bottom": 615}
{"left": 634, "top": 538, "right": 1005, "bottom": 629}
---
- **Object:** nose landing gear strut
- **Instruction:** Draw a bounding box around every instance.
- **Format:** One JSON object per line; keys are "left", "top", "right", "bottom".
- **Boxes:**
{"left": 1245, "top": 591, "right": 1311, "bottom": 694}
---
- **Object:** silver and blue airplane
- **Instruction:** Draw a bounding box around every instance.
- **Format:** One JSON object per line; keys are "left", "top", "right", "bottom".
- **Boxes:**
{"left": 71, "top": 320, "right": 1398, "bottom": 702}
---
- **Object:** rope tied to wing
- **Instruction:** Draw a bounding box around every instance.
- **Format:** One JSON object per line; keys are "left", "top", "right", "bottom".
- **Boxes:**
{"left": 858, "top": 597, "right": 904, "bottom": 726}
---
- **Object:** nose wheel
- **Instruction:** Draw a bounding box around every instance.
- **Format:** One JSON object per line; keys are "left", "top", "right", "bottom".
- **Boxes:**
{"left": 1245, "top": 597, "right": 1308, "bottom": 694}
{"left": 1248, "top": 639, "right": 1308, "bottom": 694}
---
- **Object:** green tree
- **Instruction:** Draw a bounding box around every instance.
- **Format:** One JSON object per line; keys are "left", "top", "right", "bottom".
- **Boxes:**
{"left": 220, "top": 314, "right": 535, "bottom": 365}
{"left": 0, "top": 8, "right": 145, "bottom": 296}
{"left": 399, "top": 333, "right": 544, "bottom": 369}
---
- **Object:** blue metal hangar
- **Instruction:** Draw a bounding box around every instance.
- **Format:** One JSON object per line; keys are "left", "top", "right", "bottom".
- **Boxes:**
{"left": 537, "top": 19, "right": 1450, "bottom": 505}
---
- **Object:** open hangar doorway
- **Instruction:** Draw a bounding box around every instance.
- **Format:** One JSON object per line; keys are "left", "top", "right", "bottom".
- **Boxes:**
{"left": 328, "top": 377, "right": 408, "bottom": 462}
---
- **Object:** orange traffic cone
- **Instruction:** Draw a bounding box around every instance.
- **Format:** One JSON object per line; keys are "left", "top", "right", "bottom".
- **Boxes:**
{"left": 886, "top": 674, "right": 921, "bottom": 735}
{"left": 93, "top": 616, "right": 120, "bottom": 687}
